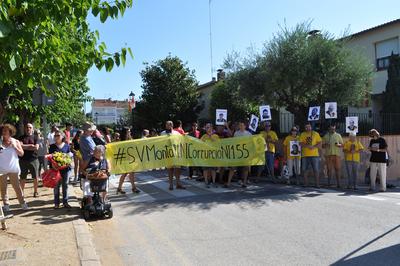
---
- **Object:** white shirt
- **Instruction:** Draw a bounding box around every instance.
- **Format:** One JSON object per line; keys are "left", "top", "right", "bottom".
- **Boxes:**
{"left": 234, "top": 130, "right": 252, "bottom": 137}
{"left": 160, "top": 130, "right": 180, "bottom": 136}
{"left": 0, "top": 140, "right": 21, "bottom": 174}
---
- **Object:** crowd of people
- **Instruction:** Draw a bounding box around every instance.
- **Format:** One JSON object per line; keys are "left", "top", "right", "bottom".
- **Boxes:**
{"left": 0, "top": 118, "right": 390, "bottom": 212}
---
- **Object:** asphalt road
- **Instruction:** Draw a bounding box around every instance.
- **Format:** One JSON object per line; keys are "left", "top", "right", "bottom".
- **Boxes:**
{"left": 90, "top": 171, "right": 400, "bottom": 266}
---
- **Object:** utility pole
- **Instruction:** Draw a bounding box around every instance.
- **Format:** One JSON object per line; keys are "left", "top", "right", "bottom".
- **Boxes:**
{"left": 208, "top": 0, "right": 213, "bottom": 79}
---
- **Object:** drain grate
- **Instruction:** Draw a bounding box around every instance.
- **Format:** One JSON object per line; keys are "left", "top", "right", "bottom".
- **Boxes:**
{"left": 0, "top": 249, "right": 16, "bottom": 261}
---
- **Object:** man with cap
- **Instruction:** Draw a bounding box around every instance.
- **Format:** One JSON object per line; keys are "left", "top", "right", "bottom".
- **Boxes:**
{"left": 80, "top": 122, "right": 96, "bottom": 166}
{"left": 79, "top": 122, "right": 97, "bottom": 200}
{"left": 343, "top": 132, "right": 364, "bottom": 190}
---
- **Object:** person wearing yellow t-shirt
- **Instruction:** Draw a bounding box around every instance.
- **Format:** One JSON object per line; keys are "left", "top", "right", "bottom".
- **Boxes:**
{"left": 259, "top": 121, "right": 278, "bottom": 180}
{"left": 322, "top": 124, "right": 344, "bottom": 188}
{"left": 283, "top": 126, "right": 301, "bottom": 185}
{"left": 299, "top": 122, "right": 322, "bottom": 187}
{"left": 343, "top": 132, "right": 364, "bottom": 190}
{"left": 200, "top": 123, "right": 220, "bottom": 188}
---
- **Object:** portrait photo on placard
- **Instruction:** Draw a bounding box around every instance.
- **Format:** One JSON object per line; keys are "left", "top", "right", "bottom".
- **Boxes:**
{"left": 308, "top": 106, "right": 320, "bottom": 121}
{"left": 215, "top": 109, "right": 228, "bottom": 126}
{"left": 289, "top": 140, "right": 301, "bottom": 157}
{"left": 346, "top": 116, "right": 359, "bottom": 133}
{"left": 325, "top": 102, "right": 337, "bottom": 119}
{"left": 259, "top": 105, "right": 271, "bottom": 121}
{"left": 249, "top": 114, "right": 259, "bottom": 132}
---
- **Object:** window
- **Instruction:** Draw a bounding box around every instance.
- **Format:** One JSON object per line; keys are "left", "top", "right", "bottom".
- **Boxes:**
{"left": 375, "top": 37, "right": 399, "bottom": 71}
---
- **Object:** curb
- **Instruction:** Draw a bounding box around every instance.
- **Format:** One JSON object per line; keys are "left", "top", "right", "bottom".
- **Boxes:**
{"left": 70, "top": 185, "right": 102, "bottom": 266}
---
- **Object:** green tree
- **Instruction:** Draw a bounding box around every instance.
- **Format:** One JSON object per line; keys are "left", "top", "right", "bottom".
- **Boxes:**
{"left": 135, "top": 55, "right": 202, "bottom": 130}
{"left": 209, "top": 80, "right": 256, "bottom": 123}
{"left": 0, "top": 1, "right": 133, "bottom": 129}
{"left": 224, "top": 22, "right": 373, "bottom": 125}
{"left": 382, "top": 54, "right": 400, "bottom": 113}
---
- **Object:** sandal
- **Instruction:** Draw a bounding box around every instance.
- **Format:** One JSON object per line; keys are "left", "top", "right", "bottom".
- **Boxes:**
{"left": 33, "top": 192, "right": 39, "bottom": 198}
{"left": 116, "top": 188, "right": 126, "bottom": 195}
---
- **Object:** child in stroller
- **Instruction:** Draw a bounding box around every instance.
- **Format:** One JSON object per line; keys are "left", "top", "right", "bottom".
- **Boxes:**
{"left": 82, "top": 145, "right": 113, "bottom": 220}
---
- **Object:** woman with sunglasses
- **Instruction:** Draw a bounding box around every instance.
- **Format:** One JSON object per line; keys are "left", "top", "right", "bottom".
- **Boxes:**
{"left": 49, "top": 130, "right": 72, "bottom": 208}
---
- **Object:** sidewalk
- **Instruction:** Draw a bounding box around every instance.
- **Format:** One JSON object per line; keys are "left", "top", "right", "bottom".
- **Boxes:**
{"left": 0, "top": 180, "right": 82, "bottom": 266}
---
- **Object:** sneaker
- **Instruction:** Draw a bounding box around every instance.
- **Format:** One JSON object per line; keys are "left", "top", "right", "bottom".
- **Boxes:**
{"left": 2, "top": 204, "right": 10, "bottom": 212}
{"left": 21, "top": 203, "right": 29, "bottom": 210}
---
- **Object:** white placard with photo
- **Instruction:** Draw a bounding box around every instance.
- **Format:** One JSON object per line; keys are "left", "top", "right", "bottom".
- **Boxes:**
{"left": 308, "top": 106, "right": 321, "bottom": 121}
{"left": 325, "top": 102, "right": 337, "bottom": 119}
{"left": 249, "top": 114, "right": 259, "bottom": 132}
{"left": 290, "top": 141, "right": 301, "bottom": 157}
{"left": 259, "top": 105, "right": 271, "bottom": 121}
{"left": 215, "top": 109, "right": 228, "bottom": 126}
{"left": 346, "top": 116, "right": 359, "bottom": 133}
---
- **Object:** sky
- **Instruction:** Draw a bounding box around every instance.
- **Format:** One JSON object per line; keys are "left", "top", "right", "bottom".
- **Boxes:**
{"left": 86, "top": 0, "right": 400, "bottom": 111}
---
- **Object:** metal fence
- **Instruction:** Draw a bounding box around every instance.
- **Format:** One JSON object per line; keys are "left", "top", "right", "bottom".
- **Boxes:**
{"left": 276, "top": 112, "right": 400, "bottom": 136}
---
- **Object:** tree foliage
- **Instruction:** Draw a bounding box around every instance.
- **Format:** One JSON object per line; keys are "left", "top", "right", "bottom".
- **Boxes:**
{"left": 209, "top": 80, "right": 256, "bottom": 123}
{"left": 0, "top": 0, "right": 133, "bottom": 128}
{"left": 223, "top": 22, "right": 373, "bottom": 124}
{"left": 134, "top": 55, "right": 202, "bottom": 130}
{"left": 382, "top": 54, "right": 400, "bottom": 113}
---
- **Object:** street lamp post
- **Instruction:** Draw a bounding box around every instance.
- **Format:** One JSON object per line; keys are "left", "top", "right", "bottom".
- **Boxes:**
{"left": 129, "top": 91, "right": 135, "bottom": 128}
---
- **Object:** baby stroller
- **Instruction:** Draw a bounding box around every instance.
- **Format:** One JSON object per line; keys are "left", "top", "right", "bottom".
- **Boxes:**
{"left": 82, "top": 170, "right": 113, "bottom": 220}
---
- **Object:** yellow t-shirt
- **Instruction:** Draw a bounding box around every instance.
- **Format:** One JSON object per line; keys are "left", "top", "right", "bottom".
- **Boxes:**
{"left": 299, "top": 131, "right": 322, "bottom": 157}
{"left": 343, "top": 140, "right": 364, "bottom": 162}
{"left": 283, "top": 135, "right": 301, "bottom": 160}
{"left": 200, "top": 133, "right": 219, "bottom": 143}
{"left": 261, "top": 130, "right": 278, "bottom": 153}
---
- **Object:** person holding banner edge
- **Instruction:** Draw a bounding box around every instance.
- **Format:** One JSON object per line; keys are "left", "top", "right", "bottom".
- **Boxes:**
{"left": 200, "top": 123, "right": 219, "bottom": 188}
{"left": 161, "top": 121, "right": 186, "bottom": 190}
{"left": 258, "top": 121, "right": 278, "bottom": 182}
{"left": 116, "top": 127, "right": 140, "bottom": 194}
{"left": 230, "top": 120, "right": 252, "bottom": 188}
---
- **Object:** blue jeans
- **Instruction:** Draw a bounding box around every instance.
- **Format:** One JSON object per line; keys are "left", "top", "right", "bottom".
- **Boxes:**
{"left": 265, "top": 151, "right": 275, "bottom": 176}
{"left": 345, "top": 161, "right": 359, "bottom": 188}
{"left": 54, "top": 169, "right": 69, "bottom": 205}
{"left": 301, "top": 157, "right": 320, "bottom": 174}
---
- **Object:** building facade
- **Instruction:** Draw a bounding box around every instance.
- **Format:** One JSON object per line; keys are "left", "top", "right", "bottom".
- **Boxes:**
{"left": 91, "top": 98, "right": 128, "bottom": 125}
{"left": 346, "top": 19, "right": 400, "bottom": 113}
{"left": 197, "top": 69, "right": 225, "bottom": 120}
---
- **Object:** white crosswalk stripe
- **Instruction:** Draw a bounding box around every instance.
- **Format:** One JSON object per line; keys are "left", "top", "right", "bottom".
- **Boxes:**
{"left": 137, "top": 175, "right": 197, "bottom": 198}
{"left": 109, "top": 175, "right": 157, "bottom": 203}
{"left": 108, "top": 174, "right": 265, "bottom": 203}
{"left": 108, "top": 173, "right": 400, "bottom": 205}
